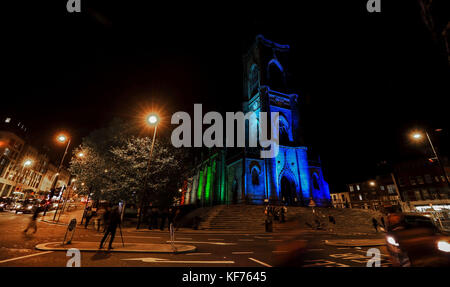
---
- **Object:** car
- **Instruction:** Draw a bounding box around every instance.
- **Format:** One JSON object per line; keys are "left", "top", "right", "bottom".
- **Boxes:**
{"left": 385, "top": 213, "right": 450, "bottom": 267}
{"left": 0, "top": 197, "right": 14, "bottom": 211}
{"left": 15, "top": 199, "right": 40, "bottom": 214}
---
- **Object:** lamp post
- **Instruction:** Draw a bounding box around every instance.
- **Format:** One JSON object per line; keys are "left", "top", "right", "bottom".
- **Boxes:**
{"left": 412, "top": 131, "right": 450, "bottom": 189}
{"left": 136, "top": 113, "right": 160, "bottom": 229}
{"left": 52, "top": 134, "right": 71, "bottom": 221}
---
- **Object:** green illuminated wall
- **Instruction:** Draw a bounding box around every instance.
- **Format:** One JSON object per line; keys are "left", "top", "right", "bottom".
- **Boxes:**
{"left": 197, "top": 170, "right": 204, "bottom": 200}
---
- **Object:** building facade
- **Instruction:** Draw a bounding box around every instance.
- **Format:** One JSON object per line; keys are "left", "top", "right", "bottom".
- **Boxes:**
{"left": 391, "top": 158, "right": 450, "bottom": 212}
{"left": 181, "top": 35, "right": 331, "bottom": 207}
{"left": 0, "top": 117, "right": 70, "bottom": 199}
{"left": 330, "top": 191, "right": 351, "bottom": 208}
{"left": 346, "top": 175, "right": 401, "bottom": 212}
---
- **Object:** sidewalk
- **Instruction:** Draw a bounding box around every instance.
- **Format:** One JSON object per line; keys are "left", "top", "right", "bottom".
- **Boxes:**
{"left": 324, "top": 238, "right": 386, "bottom": 247}
{"left": 35, "top": 241, "right": 196, "bottom": 254}
{"left": 39, "top": 208, "right": 84, "bottom": 226}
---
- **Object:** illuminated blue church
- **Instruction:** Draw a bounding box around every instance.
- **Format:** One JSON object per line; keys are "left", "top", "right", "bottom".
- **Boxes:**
{"left": 180, "top": 35, "right": 331, "bottom": 207}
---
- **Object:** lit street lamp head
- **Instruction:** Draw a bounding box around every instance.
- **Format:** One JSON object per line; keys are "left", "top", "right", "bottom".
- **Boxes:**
{"left": 77, "top": 152, "right": 85, "bottom": 158}
{"left": 23, "top": 159, "right": 33, "bottom": 167}
{"left": 412, "top": 132, "right": 423, "bottom": 140}
{"left": 57, "top": 135, "right": 68, "bottom": 143}
{"left": 147, "top": 113, "right": 159, "bottom": 125}
{"left": 369, "top": 181, "right": 376, "bottom": 186}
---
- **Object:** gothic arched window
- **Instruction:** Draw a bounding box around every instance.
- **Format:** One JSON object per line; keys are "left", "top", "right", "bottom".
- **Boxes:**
{"left": 313, "top": 173, "right": 320, "bottom": 190}
{"left": 279, "top": 114, "right": 290, "bottom": 145}
{"left": 267, "top": 59, "right": 286, "bottom": 90}
{"left": 252, "top": 168, "right": 259, "bottom": 185}
{"left": 248, "top": 64, "right": 259, "bottom": 98}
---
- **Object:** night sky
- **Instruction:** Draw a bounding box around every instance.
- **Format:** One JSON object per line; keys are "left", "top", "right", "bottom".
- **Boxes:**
{"left": 2, "top": 1, "right": 449, "bottom": 192}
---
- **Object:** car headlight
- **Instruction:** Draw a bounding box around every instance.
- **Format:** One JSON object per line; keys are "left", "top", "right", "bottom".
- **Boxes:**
{"left": 386, "top": 235, "right": 400, "bottom": 247}
{"left": 0, "top": 203, "right": 4, "bottom": 207}
{"left": 437, "top": 240, "right": 450, "bottom": 253}
{"left": 27, "top": 206, "right": 33, "bottom": 209}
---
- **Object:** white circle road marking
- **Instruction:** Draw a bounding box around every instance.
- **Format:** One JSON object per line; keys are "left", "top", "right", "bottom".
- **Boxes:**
{"left": 0, "top": 251, "right": 54, "bottom": 264}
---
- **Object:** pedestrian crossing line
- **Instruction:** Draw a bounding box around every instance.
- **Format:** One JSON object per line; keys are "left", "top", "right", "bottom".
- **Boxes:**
{"left": 232, "top": 251, "right": 254, "bottom": 255}
{"left": 249, "top": 257, "right": 272, "bottom": 267}
{"left": 0, "top": 251, "right": 54, "bottom": 264}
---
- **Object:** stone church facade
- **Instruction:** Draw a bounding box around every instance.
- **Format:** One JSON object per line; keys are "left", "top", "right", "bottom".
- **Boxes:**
{"left": 180, "top": 35, "right": 331, "bottom": 207}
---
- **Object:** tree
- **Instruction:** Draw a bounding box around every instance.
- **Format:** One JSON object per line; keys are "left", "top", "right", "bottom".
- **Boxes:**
{"left": 111, "top": 136, "right": 185, "bottom": 206}
{"left": 69, "top": 119, "right": 187, "bottom": 206}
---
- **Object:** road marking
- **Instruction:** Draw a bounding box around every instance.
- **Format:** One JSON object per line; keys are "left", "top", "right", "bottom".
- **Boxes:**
{"left": 95, "top": 235, "right": 161, "bottom": 239}
{"left": 168, "top": 241, "right": 237, "bottom": 246}
{"left": 0, "top": 251, "right": 54, "bottom": 264}
{"left": 238, "top": 239, "right": 254, "bottom": 242}
{"left": 232, "top": 251, "right": 254, "bottom": 255}
{"left": 122, "top": 257, "right": 234, "bottom": 264}
{"left": 186, "top": 253, "right": 212, "bottom": 256}
{"left": 249, "top": 257, "right": 272, "bottom": 267}
{"left": 208, "top": 238, "right": 224, "bottom": 241}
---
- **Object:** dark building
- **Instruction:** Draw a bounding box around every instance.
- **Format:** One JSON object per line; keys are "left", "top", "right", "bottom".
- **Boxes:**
{"left": 391, "top": 157, "right": 450, "bottom": 212}
{"left": 346, "top": 175, "right": 401, "bottom": 213}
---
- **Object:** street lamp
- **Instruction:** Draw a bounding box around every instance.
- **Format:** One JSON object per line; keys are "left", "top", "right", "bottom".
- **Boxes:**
{"left": 369, "top": 181, "right": 376, "bottom": 186}
{"left": 137, "top": 112, "right": 160, "bottom": 229}
{"left": 77, "top": 152, "right": 85, "bottom": 158}
{"left": 49, "top": 133, "right": 71, "bottom": 220}
{"left": 411, "top": 130, "right": 450, "bottom": 189}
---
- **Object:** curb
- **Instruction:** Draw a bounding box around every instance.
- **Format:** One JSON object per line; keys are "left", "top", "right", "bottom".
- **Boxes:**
{"left": 35, "top": 242, "right": 197, "bottom": 254}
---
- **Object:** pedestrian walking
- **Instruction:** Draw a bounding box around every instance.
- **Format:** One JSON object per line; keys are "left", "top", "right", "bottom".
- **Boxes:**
{"left": 168, "top": 207, "right": 175, "bottom": 229}
{"left": 280, "top": 205, "right": 286, "bottom": 223}
{"left": 99, "top": 206, "right": 121, "bottom": 250}
{"left": 372, "top": 217, "right": 379, "bottom": 232}
{"left": 160, "top": 208, "right": 168, "bottom": 230}
{"left": 102, "top": 206, "right": 111, "bottom": 232}
{"left": 24, "top": 206, "right": 41, "bottom": 234}
{"left": 173, "top": 207, "right": 181, "bottom": 231}
{"left": 84, "top": 207, "right": 93, "bottom": 229}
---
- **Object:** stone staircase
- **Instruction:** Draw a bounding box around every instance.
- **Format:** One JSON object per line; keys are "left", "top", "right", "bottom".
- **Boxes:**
{"left": 197, "top": 204, "right": 384, "bottom": 234}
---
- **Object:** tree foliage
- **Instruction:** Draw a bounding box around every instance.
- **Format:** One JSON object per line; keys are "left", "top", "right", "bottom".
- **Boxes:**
{"left": 69, "top": 119, "right": 186, "bottom": 206}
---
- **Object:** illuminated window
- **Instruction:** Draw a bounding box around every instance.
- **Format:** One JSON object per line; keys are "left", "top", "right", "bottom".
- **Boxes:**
{"left": 349, "top": 185, "right": 354, "bottom": 192}
{"left": 356, "top": 185, "right": 360, "bottom": 191}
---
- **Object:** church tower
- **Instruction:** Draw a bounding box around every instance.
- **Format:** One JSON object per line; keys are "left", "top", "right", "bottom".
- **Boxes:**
{"left": 238, "top": 35, "right": 331, "bottom": 206}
